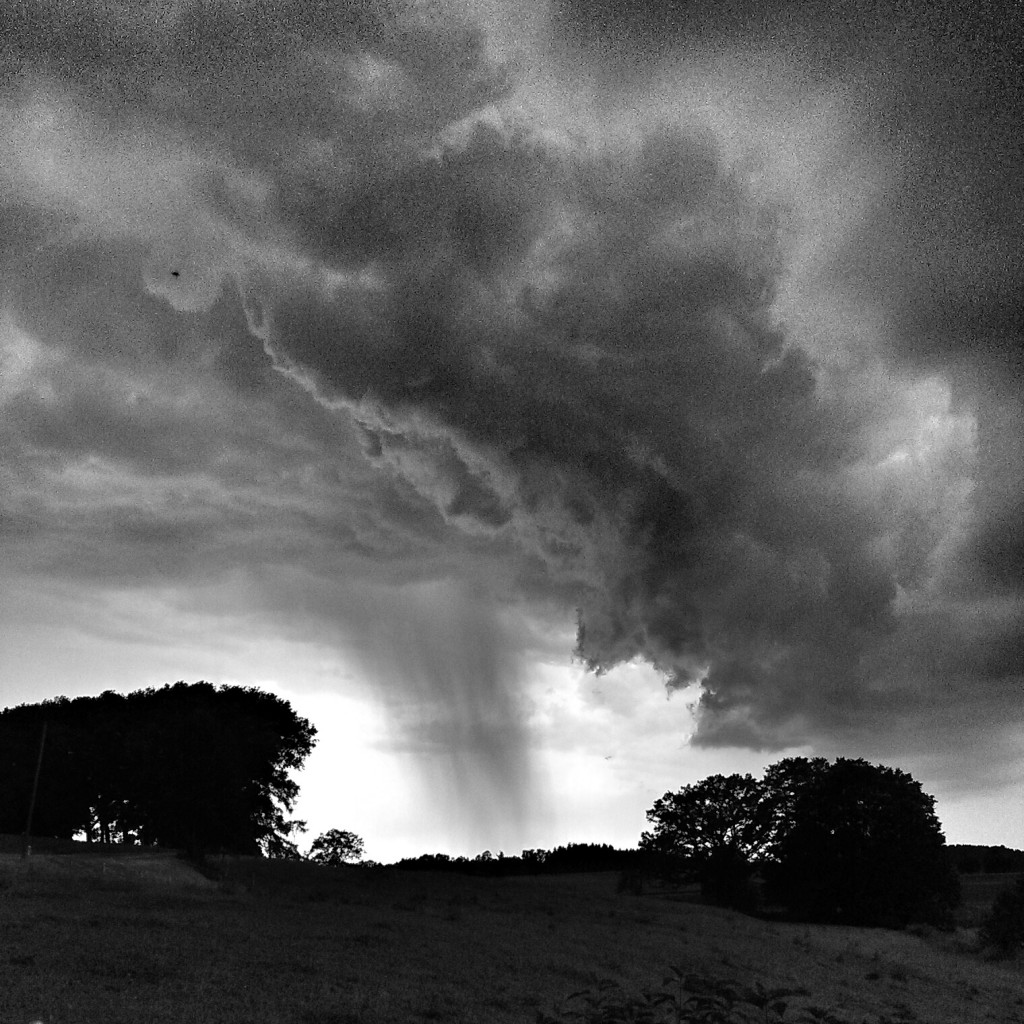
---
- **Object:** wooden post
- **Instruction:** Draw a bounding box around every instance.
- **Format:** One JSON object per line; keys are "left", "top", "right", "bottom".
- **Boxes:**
{"left": 22, "top": 720, "right": 48, "bottom": 859}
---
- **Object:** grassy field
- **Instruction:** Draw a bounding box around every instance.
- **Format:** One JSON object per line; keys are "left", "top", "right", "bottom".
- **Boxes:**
{"left": 0, "top": 851, "right": 1021, "bottom": 1024}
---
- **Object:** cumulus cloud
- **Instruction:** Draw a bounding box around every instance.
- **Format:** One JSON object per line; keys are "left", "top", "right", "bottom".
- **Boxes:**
{"left": 1, "top": 0, "right": 1021, "bottom": 805}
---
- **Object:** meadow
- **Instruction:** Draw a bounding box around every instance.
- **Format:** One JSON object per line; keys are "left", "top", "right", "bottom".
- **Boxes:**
{"left": 0, "top": 849, "right": 1021, "bottom": 1024}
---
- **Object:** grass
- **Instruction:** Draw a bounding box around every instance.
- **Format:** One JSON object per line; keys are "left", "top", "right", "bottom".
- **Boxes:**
{"left": 0, "top": 853, "right": 1022, "bottom": 1024}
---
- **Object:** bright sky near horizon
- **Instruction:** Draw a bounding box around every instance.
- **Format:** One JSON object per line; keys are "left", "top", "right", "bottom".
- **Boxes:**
{"left": 1, "top": 0, "right": 1022, "bottom": 864}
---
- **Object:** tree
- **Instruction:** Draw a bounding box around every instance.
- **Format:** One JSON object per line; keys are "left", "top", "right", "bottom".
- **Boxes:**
{"left": 109, "top": 682, "right": 317, "bottom": 857}
{"left": 0, "top": 695, "right": 131, "bottom": 842}
{"left": 259, "top": 814, "right": 308, "bottom": 860}
{"left": 642, "top": 757, "right": 960, "bottom": 927}
{"left": 0, "top": 682, "right": 317, "bottom": 858}
{"left": 640, "top": 773, "right": 776, "bottom": 907}
{"left": 763, "top": 758, "right": 960, "bottom": 928}
{"left": 760, "top": 757, "right": 832, "bottom": 838}
{"left": 308, "top": 829, "right": 365, "bottom": 866}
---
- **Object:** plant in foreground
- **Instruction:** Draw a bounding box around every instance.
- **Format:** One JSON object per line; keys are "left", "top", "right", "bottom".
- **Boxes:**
{"left": 536, "top": 970, "right": 926, "bottom": 1024}
{"left": 978, "top": 875, "right": 1024, "bottom": 957}
{"left": 536, "top": 968, "right": 810, "bottom": 1024}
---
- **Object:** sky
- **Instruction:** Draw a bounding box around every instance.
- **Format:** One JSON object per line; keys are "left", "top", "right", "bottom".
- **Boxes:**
{"left": 0, "top": 0, "right": 1021, "bottom": 863}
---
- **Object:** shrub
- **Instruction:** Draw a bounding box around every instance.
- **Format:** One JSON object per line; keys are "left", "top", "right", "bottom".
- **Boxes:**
{"left": 979, "top": 876, "right": 1024, "bottom": 956}
{"left": 699, "top": 847, "right": 760, "bottom": 913}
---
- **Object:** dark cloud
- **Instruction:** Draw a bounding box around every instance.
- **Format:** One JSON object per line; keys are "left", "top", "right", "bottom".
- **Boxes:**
{"left": 0, "top": 0, "right": 1021, "bottom": 794}
{"left": 808, "top": 3, "right": 1024, "bottom": 621}
{"left": 551, "top": 0, "right": 1018, "bottom": 80}
{"left": 0, "top": 238, "right": 455, "bottom": 589}
{"left": 242, "top": 87, "right": 921, "bottom": 752}
{"left": 0, "top": 0, "right": 509, "bottom": 182}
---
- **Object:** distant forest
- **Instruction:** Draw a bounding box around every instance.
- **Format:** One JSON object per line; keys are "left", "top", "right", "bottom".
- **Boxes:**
{"left": 946, "top": 844, "right": 1024, "bottom": 874}
{"left": 389, "top": 843, "right": 1024, "bottom": 878}
{"left": 390, "top": 844, "right": 640, "bottom": 876}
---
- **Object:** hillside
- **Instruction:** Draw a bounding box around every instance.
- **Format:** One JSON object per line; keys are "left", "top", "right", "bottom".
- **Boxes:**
{"left": 0, "top": 851, "right": 1021, "bottom": 1023}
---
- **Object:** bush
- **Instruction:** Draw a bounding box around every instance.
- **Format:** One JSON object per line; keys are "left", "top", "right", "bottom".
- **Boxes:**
{"left": 979, "top": 876, "right": 1024, "bottom": 956}
{"left": 700, "top": 847, "right": 760, "bottom": 913}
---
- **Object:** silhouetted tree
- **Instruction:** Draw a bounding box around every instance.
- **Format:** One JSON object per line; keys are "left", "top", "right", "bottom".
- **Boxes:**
{"left": 0, "top": 697, "right": 105, "bottom": 840}
{"left": 760, "top": 757, "right": 832, "bottom": 838}
{"left": 308, "top": 829, "right": 365, "bottom": 865}
{"left": 126, "top": 682, "right": 315, "bottom": 857}
{"left": 389, "top": 844, "right": 640, "bottom": 876}
{"left": 763, "top": 758, "right": 960, "bottom": 928}
{"left": 642, "top": 757, "right": 959, "bottom": 926}
{"left": 0, "top": 682, "right": 317, "bottom": 858}
{"left": 640, "top": 773, "right": 776, "bottom": 907}
{"left": 521, "top": 848, "right": 548, "bottom": 873}
{"left": 261, "top": 814, "right": 308, "bottom": 860}
{"left": 542, "top": 843, "right": 637, "bottom": 874}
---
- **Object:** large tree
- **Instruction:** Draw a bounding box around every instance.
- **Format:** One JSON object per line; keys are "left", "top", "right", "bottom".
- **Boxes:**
{"left": 764, "top": 758, "right": 960, "bottom": 928}
{"left": 642, "top": 757, "right": 960, "bottom": 926}
{"left": 640, "top": 772, "right": 777, "bottom": 905}
{"left": 0, "top": 682, "right": 317, "bottom": 858}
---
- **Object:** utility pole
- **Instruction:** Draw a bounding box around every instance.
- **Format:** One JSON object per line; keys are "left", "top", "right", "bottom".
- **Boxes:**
{"left": 22, "top": 720, "right": 48, "bottom": 859}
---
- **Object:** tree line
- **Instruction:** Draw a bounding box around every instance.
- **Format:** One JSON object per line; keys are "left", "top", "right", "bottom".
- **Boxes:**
{"left": 946, "top": 844, "right": 1024, "bottom": 874}
{"left": 391, "top": 843, "right": 641, "bottom": 876}
{"left": 6, "top": 683, "right": 1017, "bottom": 935}
{"left": 381, "top": 758, "right": 964, "bottom": 929}
{"left": 0, "top": 682, "right": 316, "bottom": 858}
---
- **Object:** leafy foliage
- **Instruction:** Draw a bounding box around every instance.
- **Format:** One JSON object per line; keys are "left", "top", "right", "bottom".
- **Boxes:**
{"left": 308, "top": 828, "right": 365, "bottom": 865}
{"left": 641, "top": 774, "right": 776, "bottom": 862}
{"left": 978, "top": 874, "right": 1024, "bottom": 956}
{"left": 537, "top": 967, "right": 935, "bottom": 1024}
{"left": 640, "top": 773, "right": 776, "bottom": 907}
{"left": 537, "top": 968, "right": 813, "bottom": 1023}
{"left": 0, "top": 682, "right": 317, "bottom": 858}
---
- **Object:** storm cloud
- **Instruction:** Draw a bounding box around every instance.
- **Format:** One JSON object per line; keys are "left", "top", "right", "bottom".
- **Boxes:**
{"left": 1, "top": 0, "right": 1021, "bottom": 805}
